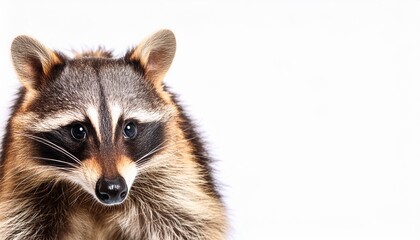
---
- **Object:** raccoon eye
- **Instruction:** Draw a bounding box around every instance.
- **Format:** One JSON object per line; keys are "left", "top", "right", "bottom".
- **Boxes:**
{"left": 71, "top": 124, "right": 87, "bottom": 141}
{"left": 123, "top": 122, "right": 137, "bottom": 139}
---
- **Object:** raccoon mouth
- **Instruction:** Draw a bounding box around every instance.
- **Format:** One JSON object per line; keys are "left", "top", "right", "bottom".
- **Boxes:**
{"left": 94, "top": 176, "right": 128, "bottom": 205}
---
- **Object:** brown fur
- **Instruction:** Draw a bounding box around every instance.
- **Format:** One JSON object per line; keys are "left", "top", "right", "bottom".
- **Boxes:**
{"left": 0, "top": 30, "right": 227, "bottom": 239}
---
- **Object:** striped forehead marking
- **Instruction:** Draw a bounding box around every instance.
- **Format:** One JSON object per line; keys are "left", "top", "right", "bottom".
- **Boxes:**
{"left": 110, "top": 104, "right": 122, "bottom": 140}
{"left": 86, "top": 106, "right": 101, "bottom": 142}
{"left": 125, "top": 109, "right": 168, "bottom": 123}
{"left": 27, "top": 111, "right": 85, "bottom": 132}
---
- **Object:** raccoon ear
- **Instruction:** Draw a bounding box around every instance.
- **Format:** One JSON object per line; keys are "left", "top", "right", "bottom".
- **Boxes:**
{"left": 11, "top": 35, "right": 63, "bottom": 90}
{"left": 128, "top": 29, "right": 176, "bottom": 85}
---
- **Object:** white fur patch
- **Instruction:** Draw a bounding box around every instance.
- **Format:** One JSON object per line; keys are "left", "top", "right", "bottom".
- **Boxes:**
{"left": 125, "top": 108, "right": 172, "bottom": 123}
{"left": 86, "top": 106, "right": 101, "bottom": 142}
{"left": 109, "top": 103, "right": 122, "bottom": 140}
{"left": 22, "top": 111, "right": 85, "bottom": 132}
{"left": 117, "top": 158, "right": 138, "bottom": 193}
{"left": 68, "top": 160, "right": 100, "bottom": 199}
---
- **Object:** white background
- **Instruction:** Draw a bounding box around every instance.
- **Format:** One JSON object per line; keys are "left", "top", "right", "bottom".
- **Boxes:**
{"left": 1, "top": 1, "right": 420, "bottom": 239}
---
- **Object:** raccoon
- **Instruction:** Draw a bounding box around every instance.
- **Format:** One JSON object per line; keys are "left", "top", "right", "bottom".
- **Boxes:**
{"left": 0, "top": 30, "right": 227, "bottom": 240}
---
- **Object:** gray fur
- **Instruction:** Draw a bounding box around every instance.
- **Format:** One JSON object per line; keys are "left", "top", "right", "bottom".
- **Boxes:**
{"left": 0, "top": 30, "right": 227, "bottom": 239}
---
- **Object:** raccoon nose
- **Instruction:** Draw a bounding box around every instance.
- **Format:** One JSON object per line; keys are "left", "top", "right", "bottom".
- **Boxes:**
{"left": 95, "top": 176, "right": 128, "bottom": 205}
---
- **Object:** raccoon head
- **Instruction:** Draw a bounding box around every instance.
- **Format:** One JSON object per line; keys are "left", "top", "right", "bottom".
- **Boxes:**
{"left": 9, "top": 30, "right": 177, "bottom": 206}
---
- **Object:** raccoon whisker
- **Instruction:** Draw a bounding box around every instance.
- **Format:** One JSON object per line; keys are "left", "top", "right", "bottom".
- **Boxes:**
{"left": 68, "top": 185, "right": 98, "bottom": 209}
{"left": 135, "top": 140, "right": 170, "bottom": 164}
{"left": 32, "top": 157, "right": 79, "bottom": 169}
{"left": 68, "top": 187, "right": 88, "bottom": 207}
{"left": 135, "top": 151, "right": 178, "bottom": 173}
{"left": 2, "top": 31, "right": 227, "bottom": 238}
{"left": 69, "top": 193, "right": 80, "bottom": 207}
{"left": 135, "top": 136, "right": 197, "bottom": 165}
{"left": 25, "top": 135, "right": 82, "bottom": 165}
{"left": 9, "top": 167, "right": 67, "bottom": 194}
{"left": 134, "top": 138, "right": 200, "bottom": 175}
{"left": 33, "top": 178, "right": 61, "bottom": 197}
{"left": 19, "top": 134, "right": 82, "bottom": 165}
{"left": 2, "top": 166, "right": 67, "bottom": 184}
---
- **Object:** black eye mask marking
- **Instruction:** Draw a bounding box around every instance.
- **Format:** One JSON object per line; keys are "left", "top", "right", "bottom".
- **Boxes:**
{"left": 30, "top": 122, "right": 94, "bottom": 169}
{"left": 30, "top": 119, "right": 165, "bottom": 169}
{"left": 123, "top": 121, "right": 165, "bottom": 164}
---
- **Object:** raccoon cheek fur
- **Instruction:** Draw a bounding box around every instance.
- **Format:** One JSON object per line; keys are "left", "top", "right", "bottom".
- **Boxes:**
{"left": 0, "top": 29, "right": 228, "bottom": 240}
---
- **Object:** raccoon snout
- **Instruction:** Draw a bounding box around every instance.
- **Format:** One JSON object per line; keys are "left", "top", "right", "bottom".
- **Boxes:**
{"left": 95, "top": 176, "right": 128, "bottom": 205}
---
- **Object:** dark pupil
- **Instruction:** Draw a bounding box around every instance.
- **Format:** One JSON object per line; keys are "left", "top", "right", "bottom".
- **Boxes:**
{"left": 71, "top": 124, "right": 86, "bottom": 140}
{"left": 124, "top": 122, "right": 137, "bottom": 139}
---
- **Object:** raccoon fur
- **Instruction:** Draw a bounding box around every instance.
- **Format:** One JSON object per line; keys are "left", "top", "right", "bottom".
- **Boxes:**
{"left": 0, "top": 30, "right": 227, "bottom": 240}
